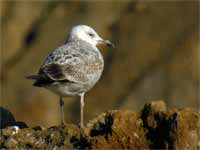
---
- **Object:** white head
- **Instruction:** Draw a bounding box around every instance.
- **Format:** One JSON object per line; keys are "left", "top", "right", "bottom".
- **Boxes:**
{"left": 67, "top": 25, "right": 114, "bottom": 48}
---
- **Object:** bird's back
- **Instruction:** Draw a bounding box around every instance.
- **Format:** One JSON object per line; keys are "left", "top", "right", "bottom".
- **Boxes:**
{"left": 33, "top": 40, "right": 104, "bottom": 93}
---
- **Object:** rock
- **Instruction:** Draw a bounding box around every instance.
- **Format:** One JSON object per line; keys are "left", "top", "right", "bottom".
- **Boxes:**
{"left": 0, "top": 107, "right": 16, "bottom": 129}
{"left": 85, "top": 110, "right": 148, "bottom": 149}
{"left": 0, "top": 101, "right": 199, "bottom": 149}
{"left": 0, "top": 107, "right": 28, "bottom": 129}
{"left": 141, "top": 101, "right": 200, "bottom": 150}
{"left": 0, "top": 124, "right": 78, "bottom": 149}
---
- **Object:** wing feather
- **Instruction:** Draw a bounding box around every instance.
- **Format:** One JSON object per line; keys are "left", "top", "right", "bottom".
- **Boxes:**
{"left": 41, "top": 61, "right": 89, "bottom": 84}
{"left": 38, "top": 43, "right": 102, "bottom": 84}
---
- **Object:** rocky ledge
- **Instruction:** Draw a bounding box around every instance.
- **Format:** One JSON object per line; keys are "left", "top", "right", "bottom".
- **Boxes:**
{"left": 0, "top": 101, "right": 199, "bottom": 149}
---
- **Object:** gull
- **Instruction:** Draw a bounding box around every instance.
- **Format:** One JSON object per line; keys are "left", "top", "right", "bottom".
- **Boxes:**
{"left": 27, "top": 25, "right": 114, "bottom": 129}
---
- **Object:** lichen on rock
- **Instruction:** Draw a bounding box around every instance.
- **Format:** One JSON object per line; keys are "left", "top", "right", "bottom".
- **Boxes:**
{"left": 0, "top": 101, "right": 199, "bottom": 149}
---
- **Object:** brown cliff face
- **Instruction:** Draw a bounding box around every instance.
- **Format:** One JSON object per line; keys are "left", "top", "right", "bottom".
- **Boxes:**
{"left": 1, "top": 101, "right": 199, "bottom": 149}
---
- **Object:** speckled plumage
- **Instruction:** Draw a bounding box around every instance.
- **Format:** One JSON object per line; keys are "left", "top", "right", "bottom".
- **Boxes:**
{"left": 27, "top": 25, "right": 113, "bottom": 128}
{"left": 37, "top": 39, "right": 104, "bottom": 96}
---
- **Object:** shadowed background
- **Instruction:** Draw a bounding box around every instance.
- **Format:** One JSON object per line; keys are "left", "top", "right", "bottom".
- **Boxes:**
{"left": 1, "top": 1, "right": 199, "bottom": 127}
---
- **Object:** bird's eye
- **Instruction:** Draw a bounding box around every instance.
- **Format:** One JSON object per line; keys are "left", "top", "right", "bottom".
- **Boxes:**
{"left": 88, "top": 33, "right": 94, "bottom": 37}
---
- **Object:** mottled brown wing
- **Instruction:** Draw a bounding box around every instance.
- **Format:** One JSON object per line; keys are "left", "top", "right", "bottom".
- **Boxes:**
{"left": 42, "top": 64, "right": 66, "bottom": 80}
{"left": 42, "top": 63, "right": 89, "bottom": 84}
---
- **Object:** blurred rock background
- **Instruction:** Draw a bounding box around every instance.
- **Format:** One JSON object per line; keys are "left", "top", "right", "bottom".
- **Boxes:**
{"left": 0, "top": 1, "right": 199, "bottom": 127}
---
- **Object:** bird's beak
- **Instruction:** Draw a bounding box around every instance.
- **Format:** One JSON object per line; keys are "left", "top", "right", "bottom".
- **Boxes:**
{"left": 97, "top": 40, "right": 115, "bottom": 48}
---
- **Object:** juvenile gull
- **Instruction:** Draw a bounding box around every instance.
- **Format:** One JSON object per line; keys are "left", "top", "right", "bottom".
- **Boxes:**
{"left": 27, "top": 25, "right": 114, "bottom": 129}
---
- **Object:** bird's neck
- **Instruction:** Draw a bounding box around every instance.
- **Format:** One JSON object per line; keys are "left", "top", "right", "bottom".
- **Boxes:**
{"left": 65, "top": 37, "right": 98, "bottom": 51}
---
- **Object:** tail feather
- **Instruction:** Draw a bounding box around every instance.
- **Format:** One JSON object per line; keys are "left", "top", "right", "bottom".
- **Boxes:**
{"left": 26, "top": 75, "right": 44, "bottom": 87}
{"left": 26, "top": 75, "right": 39, "bottom": 80}
{"left": 27, "top": 74, "right": 55, "bottom": 87}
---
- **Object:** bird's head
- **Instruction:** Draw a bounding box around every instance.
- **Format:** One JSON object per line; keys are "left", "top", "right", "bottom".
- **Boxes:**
{"left": 68, "top": 25, "right": 114, "bottom": 48}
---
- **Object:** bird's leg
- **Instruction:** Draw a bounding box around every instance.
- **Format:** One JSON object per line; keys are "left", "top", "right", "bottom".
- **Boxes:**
{"left": 80, "top": 93, "right": 85, "bottom": 129}
{"left": 59, "top": 96, "right": 65, "bottom": 126}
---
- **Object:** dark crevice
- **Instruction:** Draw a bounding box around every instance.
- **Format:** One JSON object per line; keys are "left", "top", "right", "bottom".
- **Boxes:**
{"left": 90, "top": 114, "right": 113, "bottom": 140}
{"left": 70, "top": 134, "right": 92, "bottom": 149}
{"left": 141, "top": 103, "right": 178, "bottom": 149}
